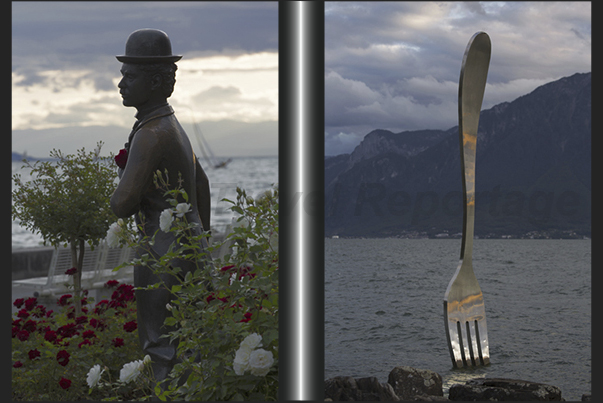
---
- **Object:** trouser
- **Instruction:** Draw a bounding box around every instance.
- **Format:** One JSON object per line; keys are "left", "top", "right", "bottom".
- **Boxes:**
{"left": 134, "top": 262, "right": 184, "bottom": 385}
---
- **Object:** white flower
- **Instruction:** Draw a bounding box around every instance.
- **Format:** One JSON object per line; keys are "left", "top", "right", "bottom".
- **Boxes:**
{"left": 159, "top": 209, "right": 174, "bottom": 232}
{"left": 106, "top": 220, "right": 122, "bottom": 247}
{"left": 175, "top": 203, "right": 191, "bottom": 218}
{"left": 233, "top": 347, "right": 251, "bottom": 375}
{"left": 120, "top": 360, "right": 142, "bottom": 383}
{"left": 143, "top": 355, "right": 152, "bottom": 366}
{"left": 248, "top": 349, "right": 274, "bottom": 376}
{"left": 86, "top": 364, "right": 104, "bottom": 388}
{"left": 240, "top": 333, "right": 263, "bottom": 351}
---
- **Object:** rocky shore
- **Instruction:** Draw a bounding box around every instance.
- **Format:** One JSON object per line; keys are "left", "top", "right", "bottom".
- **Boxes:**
{"left": 324, "top": 366, "right": 591, "bottom": 401}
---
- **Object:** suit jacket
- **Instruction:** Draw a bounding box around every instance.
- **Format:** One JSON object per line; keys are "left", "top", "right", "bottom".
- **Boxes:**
{"left": 111, "top": 104, "right": 210, "bottom": 261}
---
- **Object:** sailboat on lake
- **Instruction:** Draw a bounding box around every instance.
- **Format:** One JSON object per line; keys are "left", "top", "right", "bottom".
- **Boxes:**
{"left": 189, "top": 114, "right": 231, "bottom": 169}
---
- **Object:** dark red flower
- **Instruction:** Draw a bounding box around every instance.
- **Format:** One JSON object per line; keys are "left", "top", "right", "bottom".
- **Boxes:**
{"left": 44, "top": 329, "right": 58, "bottom": 343}
{"left": 17, "top": 329, "right": 29, "bottom": 341}
{"left": 17, "top": 309, "right": 30, "bottom": 319}
{"left": 112, "top": 337, "right": 125, "bottom": 347}
{"left": 115, "top": 148, "right": 128, "bottom": 169}
{"left": 123, "top": 321, "right": 137, "bottom": 333}
{"left": 46, "top": 309, "right": 54, "bottom": 318}
{"left": 32, "top": 305, "right": 47, "bottom": 318}
{"left": 22, "top": 319, "right": 37, "bottom": 332}
{"left": 82, "top": 330, "right": 96, "bottom": 339}
{"left": 105, "top": 280, "right": 119, "bottom": 288}
{"left": 112, "top": 284, "right": 135, "bottom": 303}
{"left": 58, "top": 294, "right": 72, "bottom": 307}
{"left": 57, "top": 350, "right": 70, "bottom": 366}
{"left": 24, "top": 297, "right": 38, "bottom": 311}
{"left": 240, "top": 312, "right": 253, "bottom": 323}
{"left": 13, "top": 298, "right": 25, "bottom": 308}
{"left": 13, "top": 361, "right": 23, "bottom": 368}
{"left": 59, "top": 377, "right": 72, "bottom": 390}
{"left": 78, "top": 339, "right": 93, "bottom": 349}
{"left": 57, "top": 323, "right": 79, "bottom": 338}
{"left": 206, "top": 292, "right": 229, "bottom": 304}
{"left": 28, "top": 349, "right": 41, "bottom": 360}
{"left": 65, "top": 267, "right": 77, "bottom": 275}
{"left": 220, "top": 265, "right": 236, "bottom": 272}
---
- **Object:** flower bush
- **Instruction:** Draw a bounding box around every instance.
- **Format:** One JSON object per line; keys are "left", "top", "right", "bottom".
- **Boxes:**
{"left": 11, "top": 280, "right": 150, "bottom": 401}
{"left": 110, "top": 171, "right": 279, "bottom": 401}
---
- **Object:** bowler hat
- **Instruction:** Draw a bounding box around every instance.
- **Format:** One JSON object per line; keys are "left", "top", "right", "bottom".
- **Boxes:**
{"left": 116, "top": 28, "right": 182, "bottom": 64}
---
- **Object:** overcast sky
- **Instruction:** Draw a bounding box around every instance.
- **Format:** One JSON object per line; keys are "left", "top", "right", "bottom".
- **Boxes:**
{"left": 12, "top": 1, "right": 278, "bottom": 159}
{"left": 325, "top": 1, "right": 591, "bottom": 156}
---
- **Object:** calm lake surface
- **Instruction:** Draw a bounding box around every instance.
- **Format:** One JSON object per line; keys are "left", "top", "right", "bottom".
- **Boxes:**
{"left": 325, "top": 238, "right": 591, "bottom": 401}
{"left": 11, "top": 156, "right": 278, "bottom": 249}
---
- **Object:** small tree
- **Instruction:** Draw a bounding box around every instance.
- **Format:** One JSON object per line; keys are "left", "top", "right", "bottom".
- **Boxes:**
{"left": 12, "top": 142, "right": 119, "bottom": 314}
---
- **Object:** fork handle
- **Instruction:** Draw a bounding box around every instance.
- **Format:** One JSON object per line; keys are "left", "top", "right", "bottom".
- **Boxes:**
{"left": 458, "top": 32, "right": 491, "bottom": 262}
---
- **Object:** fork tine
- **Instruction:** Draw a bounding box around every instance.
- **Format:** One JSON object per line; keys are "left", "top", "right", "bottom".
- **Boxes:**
{"left": 458, "top": 320, "right": 472, "bottom": 366}
{"left": 466, "top": 320, "right": 479, "bottom": 365}
{"left": 476, "top": 319, "right": 490, "bottom": 365}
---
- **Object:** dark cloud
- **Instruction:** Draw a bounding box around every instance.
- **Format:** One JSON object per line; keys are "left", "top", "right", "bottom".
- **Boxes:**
{"left": 12, "top": 2, "right": 278, "bottom": 92}
{"left": 325, "top": 2, "right": 591, "bottom": 156}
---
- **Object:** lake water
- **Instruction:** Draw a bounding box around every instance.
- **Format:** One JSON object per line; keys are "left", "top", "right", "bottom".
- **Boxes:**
{"left": 325, "top": 238, "right": 591, "bottom": 401}
{"left": 11, "top": 157, "right": 278, "bottom": 249}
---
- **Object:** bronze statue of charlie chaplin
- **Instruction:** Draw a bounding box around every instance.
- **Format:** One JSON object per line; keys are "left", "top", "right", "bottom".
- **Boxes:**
{"left": 110, "top": 28, "right": 210, "bottom": 385}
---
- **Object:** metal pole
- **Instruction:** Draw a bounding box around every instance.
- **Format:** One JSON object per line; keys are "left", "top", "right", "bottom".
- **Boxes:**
{"left": 279, "top": 1, "right": 325, "bottom": 400}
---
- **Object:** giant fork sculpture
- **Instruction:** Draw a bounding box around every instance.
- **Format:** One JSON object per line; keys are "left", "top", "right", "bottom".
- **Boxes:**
{"left": 443, "top": 32, "right": 491, "bottom": 368}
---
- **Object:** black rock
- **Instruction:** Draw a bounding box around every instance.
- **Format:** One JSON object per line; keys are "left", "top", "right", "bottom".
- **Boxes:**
{"left": 448, "top": 377, "right": 563, "bottom": 401}
{"left": 387, "top": 366, "right": 444, "bottom": 400}
{"left": 325, "top": 376, "right": 400, "bottom": 401}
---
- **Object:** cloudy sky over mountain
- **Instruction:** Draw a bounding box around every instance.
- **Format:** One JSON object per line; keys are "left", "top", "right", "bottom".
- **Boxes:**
{"left": 12, "top": 2, "right": 278, "bottom": 158}
{"left": 325, "top": 1, "right": 591, "bottom": 156}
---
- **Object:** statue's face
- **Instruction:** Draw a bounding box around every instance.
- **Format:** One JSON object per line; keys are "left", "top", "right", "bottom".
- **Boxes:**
{"left": 118, "top": 64, "right": 152, "bottom": 108}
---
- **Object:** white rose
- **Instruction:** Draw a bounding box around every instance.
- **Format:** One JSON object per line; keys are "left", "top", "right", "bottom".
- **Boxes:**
{"left": 159, "top": 209, "right": 174, "bottom": 232}
{"left": 119, "top": 360, "right": 142, "bottom": 383}
{"left": 86, "top": 364, "right": 104, "bottom": 388}
{"left": 106, "top": 221, "right": 121, "bottom": 247}
{"left": 248, "top": 349, "right": 274, "bottom": 376}
{"left": 175, "top": 203, "right": 191, "bottom": 218}
{"left": 240, "top": 333, "right": 262, "bottom": 351}
{"left": 233, "top": 347, "right": 251, "bottom": 375}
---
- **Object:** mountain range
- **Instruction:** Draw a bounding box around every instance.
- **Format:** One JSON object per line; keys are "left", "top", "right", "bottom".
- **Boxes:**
{"left": 325, "top": 72, "right": 591, "bottom": 238}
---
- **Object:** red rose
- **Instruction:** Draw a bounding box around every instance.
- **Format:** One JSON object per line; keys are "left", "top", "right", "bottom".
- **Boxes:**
{"left": 44, "top": 330, "right": 58, "bottom": 343}
{"left": 240, "top": 312, "right": 253, "bottom": 323}
{"left": 82, "top": 330, "right": 96, "bottom": 339}
{"left": 65, "top": 267, "right": 77, "bottom": 275}
{"left": 17, "top": 330, "right": 29, "bottom": 341}
{"left": 123, "top": 321, "right": 137, "bottom": 333}
{"left": 115, "top": 148, "right": 128, "bottom": 169}
{"left": 22, "top": 319, "right": 37, "bottom": 332}
{"left": 13, "top": 298, "right": 24, "bottom": 308}
{"left": 58, "top": 294, "right": 72, "bottom": 307}
{"left": 57, "top": 350, "right": 70, "bottom": 366}
{"left": 13, "top": 361, "right": 23, "bottom": 368}
{"left": 105, "top": 280, "right": 119, "bottom": 288}
{"left": 24, "top": 297, "right": 38, "bottom": 311}
{"left": 112, "top": 337, "right": 125, "bottom": 347}
{"left": 28, "top": 349, "right": 41, "bottom": 360}
{"left": 59, "top": 377, "right": 72, "bottom": 390}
